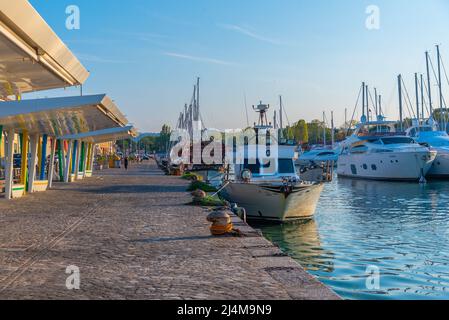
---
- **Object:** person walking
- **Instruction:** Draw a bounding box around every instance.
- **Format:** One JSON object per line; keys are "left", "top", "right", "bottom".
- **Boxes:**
{"left": 124, "top": 156, "right": 129, "bottom": 171}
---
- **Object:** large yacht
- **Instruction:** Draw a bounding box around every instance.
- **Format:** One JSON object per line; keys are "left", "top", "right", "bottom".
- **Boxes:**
{"left": 220, "top": 102, "right": 324, "bottom": 222}
{"left": 406, "top": 118, "right": 449, "bottom": 178}
{"left": 337, "top": 121, "right": 437, "bottom": 181}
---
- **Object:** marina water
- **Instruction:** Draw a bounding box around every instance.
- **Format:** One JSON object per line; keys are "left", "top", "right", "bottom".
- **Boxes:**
{"left": 257, "top": 177, "right": 449, "bottom": 300}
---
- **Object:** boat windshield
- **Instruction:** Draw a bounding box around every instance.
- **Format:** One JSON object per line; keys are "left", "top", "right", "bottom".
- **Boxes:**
{"left": 278, "top": 159, "right": 295, "bottom": 174}
{"left": 381, "top": 137, "right": 415, "bottom": 145}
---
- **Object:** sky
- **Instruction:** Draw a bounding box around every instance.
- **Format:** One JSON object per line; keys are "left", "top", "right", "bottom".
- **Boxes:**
{"left": 28, "top": 0, "right": 449, "bottom": 132}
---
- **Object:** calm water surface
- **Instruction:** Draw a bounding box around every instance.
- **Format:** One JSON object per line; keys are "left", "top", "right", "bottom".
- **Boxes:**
{"left": 256, "top": 178, "right": 449, "bottom": 300}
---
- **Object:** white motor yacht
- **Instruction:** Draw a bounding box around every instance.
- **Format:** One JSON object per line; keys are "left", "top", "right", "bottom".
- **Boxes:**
{"left": 338, "top": 121, "right": 436, "bottom": 181}
{"left": 406, "top": 119, "right": 449, "bottom": 178}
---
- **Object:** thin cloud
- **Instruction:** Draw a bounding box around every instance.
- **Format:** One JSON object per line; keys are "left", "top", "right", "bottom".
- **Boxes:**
{"left": 76, "top": 53, "right": 132, "bottom": 64}
{"left": 164, "top": 52, "right": 234, "bottom": 66}
{"left": 219, "top": 24, "right": 285, "bottom": 45}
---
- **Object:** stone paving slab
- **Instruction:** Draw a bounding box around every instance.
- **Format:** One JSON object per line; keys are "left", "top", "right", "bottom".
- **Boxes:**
{"left": 0, "top": 161, "right": 339, "bottom": 300}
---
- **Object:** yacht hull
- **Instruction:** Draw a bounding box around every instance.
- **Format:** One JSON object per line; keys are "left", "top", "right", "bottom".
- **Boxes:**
{"left": 428, "top": 150, "right": 449, "bottom": 178}
{"left": 220, "top": 182, "right": 324, "bottom": 222}
{"left": 337, "top": 151, "right": 436, "bottom": 181}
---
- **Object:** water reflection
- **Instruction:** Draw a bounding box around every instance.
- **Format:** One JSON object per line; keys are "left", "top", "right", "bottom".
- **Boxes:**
{"left": 258, "top": 177, "right": 449, "bottom": 300}
{"left": 258, "top": 220, "right": 335, "bottom": 273}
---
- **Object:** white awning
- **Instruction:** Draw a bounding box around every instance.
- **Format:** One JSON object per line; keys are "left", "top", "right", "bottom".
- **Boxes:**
{"left": 58, "top": 126, "right": 137, "bottom": 144}
{"left": 0, "top": 94, "right": 128, "bottom": 136}
{"left": 0, "top": 0, "right": 89, "bottom": 97}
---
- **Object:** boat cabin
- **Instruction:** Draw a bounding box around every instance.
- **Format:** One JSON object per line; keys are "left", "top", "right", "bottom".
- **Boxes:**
{"left": 232, "top": 145, "right": 299, "bottom": 181}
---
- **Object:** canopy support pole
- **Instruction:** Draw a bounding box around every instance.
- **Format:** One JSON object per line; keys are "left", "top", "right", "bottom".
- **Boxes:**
{"left": 75, "top": 141, "right": 81, "bottom": 180}
{"left": 40, "top": 135, "right": 48, "bottom": 180}
{"left": 64, "top": 140, "right": 73, "bottom": 183}
{"left": 20, "top": 131, "right": 29, "bottom": 189}
{"left": 57, "top": 140, "right": 64, "bottom": 182}
{"left": 90, "top": 144, "right": 96, "bottom": 173}
{"left": 4, "top": 129, "right": 15, "bottom": 200}
{"left": 28, "top": 134, "right": 39, "bottom": 193}
{"left": 48, "top": 138, "right": 57, "bottom": 189}
{"left": 82, "top": 142, "right": 88, "bottom": 178}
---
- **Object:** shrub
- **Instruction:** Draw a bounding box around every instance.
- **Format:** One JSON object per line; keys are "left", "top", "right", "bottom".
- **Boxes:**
{"left": 187, "top": 181, "right": 217, "bottom": 193}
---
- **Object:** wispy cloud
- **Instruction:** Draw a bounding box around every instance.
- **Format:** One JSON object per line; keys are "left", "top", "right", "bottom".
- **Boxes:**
{"left": 218, "top": 24, "right": 285, "bottom": 45}
{"left": 76, "top": 53, "right": 132, "bottom": 64}
{"left": 163, "top": 52, "right": 234, "bottom": 66}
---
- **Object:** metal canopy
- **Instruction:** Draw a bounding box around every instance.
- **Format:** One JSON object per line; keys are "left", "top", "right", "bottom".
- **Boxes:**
{"left": 58, "top": 126, "right": 137, "bottom": 144}
{"left": 0, "top": 94, "right": 128, "bottom": 136}
{"left": 0, "top": 0, "right": 89, "bottom": 97}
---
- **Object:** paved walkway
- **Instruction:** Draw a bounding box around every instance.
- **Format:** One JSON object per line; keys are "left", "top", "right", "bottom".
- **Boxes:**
{"left": 0, "top": 161, "right": 338, "bottom": 300}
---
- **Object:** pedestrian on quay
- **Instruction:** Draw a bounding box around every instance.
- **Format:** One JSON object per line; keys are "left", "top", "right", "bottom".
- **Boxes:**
{"left": 124, "top": 156, "right": 129, "bottom": 171}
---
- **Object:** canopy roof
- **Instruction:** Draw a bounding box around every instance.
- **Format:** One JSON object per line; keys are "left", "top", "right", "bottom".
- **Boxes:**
{"left": 58, "top": 126, "right": 137, "bottom": 144}
{"left": 0, "top": 94, "right": 127, "bottom": 136}
{"left": 0, "top": 0, "right": 89, "bottom": 97}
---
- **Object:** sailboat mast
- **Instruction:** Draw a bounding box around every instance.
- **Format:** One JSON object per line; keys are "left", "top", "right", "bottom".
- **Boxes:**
{"left": 398, "top": 74, "right": 403, "bottom": 131}
{"left": 197, "top": 77, "right": 200, "bottom": 118}
{"left": 379, "top": 94, "right": 382, "bottom": 117}
{"left": 345, "top": 108, "right": 348, "bottom": 130}
{"left": 362, "top": 82, "right": 366, "bottom": 120}
{"left": 374, "top": 87, "right": 378, "bottom": 118}
{"left": 426, "top": 51, "right": 433, "bottom": 116}
{"left": 323, "top": 111, "right": 326, "bottom": 146}
{"left": 331, "top": 111, "right": 335, "bottom": 148}
{"left": 420, "top": 74, "right": 425, "bottom": 119}
{"left": 415, "top": 73, "right": 420, "bottom": 123}
{"left": 436, "top": 45, "right": 444, "bottom": 129}
{"left": 366, "top": 84, "right": 370, "bottom": 123}
{"left": 279, "top": 95, "right": 284, "bottom": 139}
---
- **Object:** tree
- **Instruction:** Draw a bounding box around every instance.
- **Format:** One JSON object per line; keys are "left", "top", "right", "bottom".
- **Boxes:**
{"left": 294, "top": 120, "right": 309, "bottom": 144}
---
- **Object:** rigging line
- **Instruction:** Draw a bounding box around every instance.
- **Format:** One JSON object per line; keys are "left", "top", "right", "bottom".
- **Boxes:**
{"left": 282, "top": 99, "right": 291, "bottom": 127}
{"left": 441, "top": 54, "right": 449, "bottom": 86}
{"left": 421, "top": 80, "right": 430, "bottom": 117}
{"left": 401, "top": 77, "right": 416, "bottom": 119}
{"left": 367, "top": 88, "right": 377, "bottom": 115}
{"left": 428, "top": 56, "right": 441, "bottom": 88}
{"left": 347, "top": 84, "right": 363, "bottom": 137}
{"left": 244, "top": 93, "right": 250, "bottom": 127}
{"left": 385, "top": 80, "right": 398, "bottom": 119}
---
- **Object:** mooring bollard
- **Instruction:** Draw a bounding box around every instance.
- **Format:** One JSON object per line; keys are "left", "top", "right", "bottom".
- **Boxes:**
{"left": 191, "top": 189, "right": 206, "bottom": 204}
{"left": 207, "top": 210, "right": 233, "bottom": 236}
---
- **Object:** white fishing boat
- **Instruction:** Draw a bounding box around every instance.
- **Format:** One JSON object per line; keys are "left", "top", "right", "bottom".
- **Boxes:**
{"left": 338, "top": 121, "right": 436, "bottom": 181}
{"left": 220, "top": 102, "right": 324, "bottom": 222}
{"left": 406, "top": 119, "right": 449, "bottom": 178}
{"left": 221, "top": 146, "right": 324, "bottom": 222}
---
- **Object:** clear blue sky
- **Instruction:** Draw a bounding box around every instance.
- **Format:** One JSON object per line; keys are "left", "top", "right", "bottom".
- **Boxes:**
{"left": 29, "top": 0, "right": 449, "bottom": 132}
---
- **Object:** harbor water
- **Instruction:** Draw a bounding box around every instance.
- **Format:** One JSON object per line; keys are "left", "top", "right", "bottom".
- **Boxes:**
{"left": 257, "top": 177, "right": 449, "bottom": 300}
